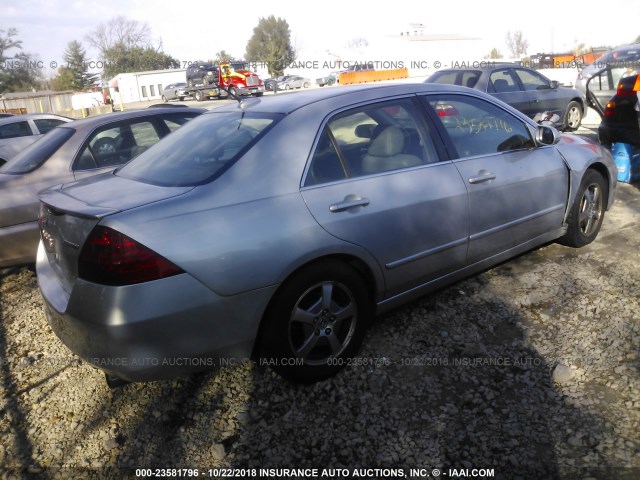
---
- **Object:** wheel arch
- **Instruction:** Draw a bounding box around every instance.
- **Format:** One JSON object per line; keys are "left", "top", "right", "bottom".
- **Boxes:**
{"left": 250, "top": 253, "right": 380, "bottom": 359}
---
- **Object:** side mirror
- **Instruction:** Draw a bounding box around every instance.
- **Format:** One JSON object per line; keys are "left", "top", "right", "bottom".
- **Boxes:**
{"left": 549, "top": 80, "right": 560, "bottom": 89}
{"left": 536, "top": 125, "right": 560, "bottom": 145}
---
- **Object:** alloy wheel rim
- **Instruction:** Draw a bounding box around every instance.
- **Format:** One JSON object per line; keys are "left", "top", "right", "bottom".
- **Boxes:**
{"left": 578, "top": 183, "right": 602, "bottom": 236}
{"left": 287, "top": 281, "right": 357, "bottom": 365}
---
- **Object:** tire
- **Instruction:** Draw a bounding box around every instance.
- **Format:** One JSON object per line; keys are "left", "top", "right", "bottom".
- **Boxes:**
{"left": 303, "top": 82, "right": 309, "bottom": 88}
{"left": 178, "top": 97, "right": 184, "bottom": 101}
{"left": 253, "top": 92, "right": 263, "bottom": 97}
{"left": 194, "top": 90, "right": 203, "bottom": 102}
{"left": 93, "top": 137, "right": 116, "bottom": 155}
{"left": 258, "top": 261, "right": 372, "bottom": 383}
{"left": 161, "top": 95, "right": 167, "bottom": 103}
{"left": 563, "top": 101, "right": 583, "bottom": 131}
{"left": 187, "top": 78, "right": 194, "bottom": 88}
{"left": 560, "top": 170, "right": 607, "bottom": 248}
{"left": 284, "top": 84, "right": 290, "bottom": 90}
{"left": 228, "top": 87, "right": 236, "bottom": 97}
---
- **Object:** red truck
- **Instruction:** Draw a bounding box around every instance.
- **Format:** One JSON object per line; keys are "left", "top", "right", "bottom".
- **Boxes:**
{"left": 185, "top": 61, "right": 264, "bottom": 98}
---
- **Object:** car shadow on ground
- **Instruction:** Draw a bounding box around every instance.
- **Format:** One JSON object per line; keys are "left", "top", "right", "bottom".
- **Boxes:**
{"left": 1, "top": 195, "right": 639, "bottom": 479}
{"left": 0, "top": 267, "right": 38, "bottom": 474}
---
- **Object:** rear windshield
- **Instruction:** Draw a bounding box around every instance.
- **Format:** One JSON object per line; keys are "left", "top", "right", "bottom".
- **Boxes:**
{"left": 0, "top": 127, "right": 74, "bottom": 174}
{"left": 117, "top": 111, "right": 282, "bottom": 187}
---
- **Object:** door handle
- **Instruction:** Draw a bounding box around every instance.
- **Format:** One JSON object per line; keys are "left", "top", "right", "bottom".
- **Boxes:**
{"left": 468, "top": 171, "right": 496, "bottom": 184}
{"left": 329, "top": 196, "right": 370, "bottom": 212}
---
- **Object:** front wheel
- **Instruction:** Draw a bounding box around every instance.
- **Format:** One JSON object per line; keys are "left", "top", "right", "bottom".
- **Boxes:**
{"left": 161, "top": 95, "right": 167, "bottom": 103}
{"left": 560, "top": 170, "right": 607, "bottom": 248}
{"left": 563, "top": 101, "right": 583, "bottom": 131}
{"left": 194, "top": 90, "right": 203, "bottom": 102}
{"left": 303, "top": 82, "right": 309, "bottom": 88}
{"left": 258, "top": 261, "right": 372, "bottom": 383}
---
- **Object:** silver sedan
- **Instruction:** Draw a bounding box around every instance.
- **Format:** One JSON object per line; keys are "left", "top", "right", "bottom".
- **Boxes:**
{"left": 276, "top": 75, "right": 311, "bottom": 90}
{"left": 0, "top": 107, "right": 204, "bottom": 267}
{"left": 161, "top": 82, "right": 190, "bottom": 102}
{"left": 0, "top": 113, "right": 72, "bottom": 165}
{"left": 36, "top": 83, "right": 617, "bottom": 384}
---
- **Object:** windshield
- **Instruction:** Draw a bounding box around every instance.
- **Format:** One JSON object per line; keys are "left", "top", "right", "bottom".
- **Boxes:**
{"left": 0, "top": 127, "right": 74, "bottom": 174}
{"left": 117, "top": 111, "right": 282, "bottom": 187}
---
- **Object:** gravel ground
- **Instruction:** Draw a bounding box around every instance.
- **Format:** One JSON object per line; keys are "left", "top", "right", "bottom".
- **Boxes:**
{"left": 1, "top": 174, "right": 639, "bottom": 477}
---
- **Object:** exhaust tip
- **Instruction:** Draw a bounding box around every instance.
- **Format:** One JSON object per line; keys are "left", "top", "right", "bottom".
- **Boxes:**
{"left": 105, "top": 373, "right": 130, "bottom": 389}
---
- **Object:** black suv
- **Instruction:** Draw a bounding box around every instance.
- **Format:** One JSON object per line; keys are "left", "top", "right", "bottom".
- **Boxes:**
{"left": 186, "top": 62, "right": 217, "bottom": 87}
{"left": 587, "top": 67, "right": 640, "bottom": 147}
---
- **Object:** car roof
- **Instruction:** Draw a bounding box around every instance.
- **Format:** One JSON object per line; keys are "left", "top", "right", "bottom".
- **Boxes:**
{"left": 0, "top": 113, "right": 72, "bottom": 126}
{"left": 211, "top": 83, "right": 471, "bottom": 115}
{"left": 58, "top": 106, "right": 206, "bottom": 129}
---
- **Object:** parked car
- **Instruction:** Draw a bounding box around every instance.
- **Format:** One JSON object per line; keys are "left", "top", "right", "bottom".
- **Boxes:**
{"left": 276, "top": 75, "right": 311, "bottom": 90}
{"left": 0, "top": 113, "right": 72, "bottom": 166}
{"left": 264, "top": 76, "right": 292, "bottom": 91}
{"left": 426, "top": 64, "right": 586, "bottom": 131}
{"left": 36, "top": 83, "right": 616, "bottom": 386}
{"left": 576, "top": 43, "right": 640, "bottom": 106}
{"left": 316, "top": 71, "right": 339, "bottom": 87}
{"left": 161, "top": 82, "right": 189, "bottom": 102}
{"left": 586, "top": 68, "right": 640, "bottom": 147}
{"left": 0, "top": 107, "right": 204, "bottom": 267}
{"left": 185, "top": 62, "right": 217, "bottom": 86}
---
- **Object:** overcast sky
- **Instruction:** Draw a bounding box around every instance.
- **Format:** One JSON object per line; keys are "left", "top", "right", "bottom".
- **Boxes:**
{"left": 2, "top": 0, "right": 639, "bottom": 77}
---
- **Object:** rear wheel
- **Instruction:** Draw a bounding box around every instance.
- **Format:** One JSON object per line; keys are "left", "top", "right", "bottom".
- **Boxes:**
{"left": 563, "top": 101, "right": 583, "bottom": 131}
{"left": 187, "top": 78, "right": 194, "bottom": 88}
{"left": 258, "top": 261, "right": 372, "bottom": 383}
{"left": 194, "top": 90, "right": 203, "bottom": 102}
{"left": 560, "top": 170, "right": 607, "bottom": 247}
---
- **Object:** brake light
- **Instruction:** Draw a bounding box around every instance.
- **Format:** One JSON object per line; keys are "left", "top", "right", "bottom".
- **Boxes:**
{"left": 604, "top": 101, "right": 616, "bottom": 117}
{"left": 78, "top": 226, "right": 183, "bottom": 286}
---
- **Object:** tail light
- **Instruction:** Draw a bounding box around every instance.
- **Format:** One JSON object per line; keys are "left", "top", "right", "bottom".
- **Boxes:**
{"left": 79, "top": 226, "right": 183, "bottom": 286}
{"left": 604, "top": 101, "right": 616, "bottom": 118}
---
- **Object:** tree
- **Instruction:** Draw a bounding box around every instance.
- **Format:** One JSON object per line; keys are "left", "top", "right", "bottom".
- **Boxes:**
{"left": 0, "top": 28, "right": 40, "bottom": 94}
{"left": 215, "top": 50, "right": 235, "bottom": 63}
{"left": 86, "top": 16, "right": 152, "bottom": 58}
{"left": 485, "top": 48, "right": 503, "bottom": 60}
{"left": 245, "top": 16, "right": 295, "bottom": 76}
{"left": 51, "top": 40, "right": 97, "bottom": 91}
{"left": 85, "top": 16, "right": 177, "bottom": 78}
{"left": 505, "top": 30, "right": 529, "bottom": 58}
{"left": 101, "top": 44, "right": 179, "bottom": 79}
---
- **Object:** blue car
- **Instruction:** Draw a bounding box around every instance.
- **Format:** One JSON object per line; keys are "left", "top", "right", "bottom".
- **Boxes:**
{"left": 426, "top": 64, "right": 586, "bottom": 131}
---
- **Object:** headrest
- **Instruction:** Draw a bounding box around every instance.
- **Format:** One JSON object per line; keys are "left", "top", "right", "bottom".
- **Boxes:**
{"left": 367, "top": 126, "right": 404, "bottom": 157}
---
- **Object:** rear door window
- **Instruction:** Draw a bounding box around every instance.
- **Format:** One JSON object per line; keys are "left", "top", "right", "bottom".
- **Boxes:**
{"left": 304, "top": 98, "right": 440, "bottom": 186}
{"left": 33, "top": 118, "right": 67, "bottom": 134}
{"left": 488, "top": 69, "right": 520, "bottom": 93}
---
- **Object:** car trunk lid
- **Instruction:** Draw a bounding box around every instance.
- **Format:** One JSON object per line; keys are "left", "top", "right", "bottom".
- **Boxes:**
{"left": 38, "top": 174, "right": 193, "bottom": 294}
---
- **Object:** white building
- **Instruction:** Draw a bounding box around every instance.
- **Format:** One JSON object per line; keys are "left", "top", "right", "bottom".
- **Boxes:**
{"left": 109, "top": 69, "right": 187, "bottom": 104}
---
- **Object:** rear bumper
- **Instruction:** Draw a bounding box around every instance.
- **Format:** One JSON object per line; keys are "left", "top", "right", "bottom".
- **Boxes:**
{"left": 598, "top": 123, "right": 640, "bottom": 147}
{"left": 36, "top": 242, "right": 277, "bottom": 382}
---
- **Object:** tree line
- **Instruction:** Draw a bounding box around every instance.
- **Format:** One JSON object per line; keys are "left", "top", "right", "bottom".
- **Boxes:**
{"left": 0, "top": 15, "right": 296, "bottom": 94}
